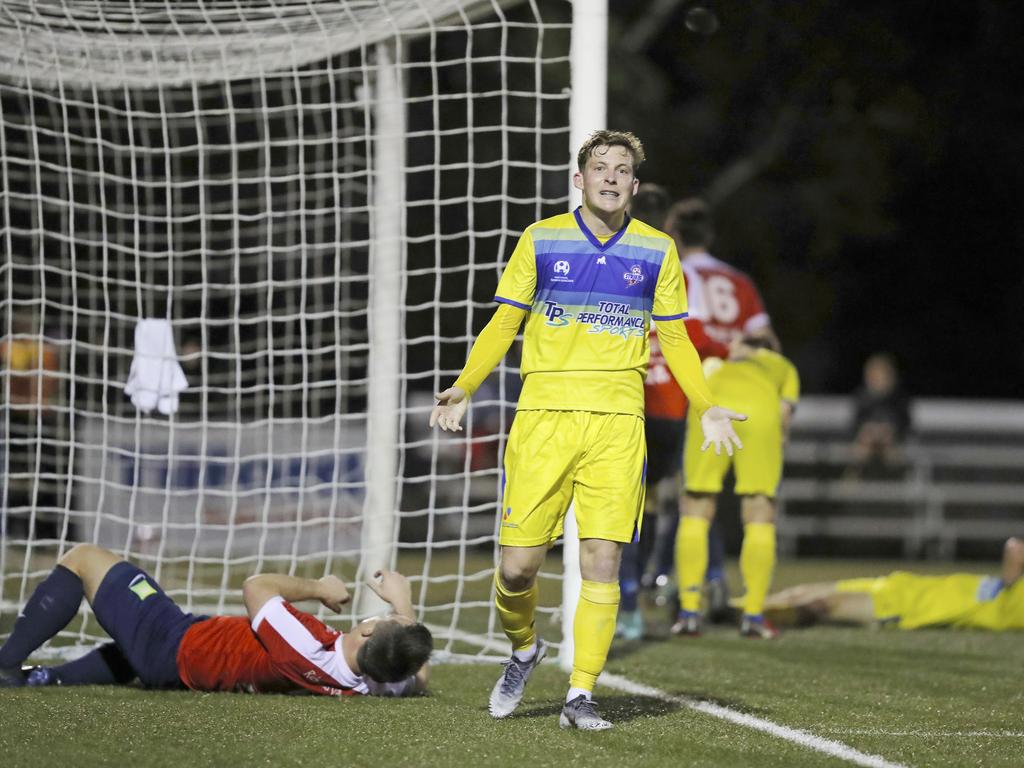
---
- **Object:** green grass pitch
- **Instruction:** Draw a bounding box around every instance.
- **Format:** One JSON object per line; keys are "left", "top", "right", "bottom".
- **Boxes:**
{"left": 2, "top": 557, "right": 1022, "bottom": 767}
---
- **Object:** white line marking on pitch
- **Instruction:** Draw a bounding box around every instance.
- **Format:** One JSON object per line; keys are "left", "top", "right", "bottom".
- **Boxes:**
{"left": 599, "top": 672, "right": 909, "bottom": 768}
{"left": 824, "top": 728, "right": 1024, "bottom": 738}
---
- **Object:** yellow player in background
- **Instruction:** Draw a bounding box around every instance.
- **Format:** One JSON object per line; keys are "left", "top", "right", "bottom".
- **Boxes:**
{"left": 674, "top": 335, "right": 799, "bottom": 639}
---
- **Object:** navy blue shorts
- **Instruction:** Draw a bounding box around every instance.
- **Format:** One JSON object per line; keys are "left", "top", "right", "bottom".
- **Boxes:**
{"left": 92, "top": 561, "right": 204, "bottom": 688}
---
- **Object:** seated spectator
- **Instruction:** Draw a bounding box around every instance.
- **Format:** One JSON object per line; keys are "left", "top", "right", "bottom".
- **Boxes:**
{"left": 845, "top": 352, "right": 911, "bottom": 480}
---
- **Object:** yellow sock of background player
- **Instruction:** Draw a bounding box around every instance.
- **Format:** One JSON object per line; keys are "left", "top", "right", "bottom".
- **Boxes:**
{"left": 568, "top": 580, "right": 619, "bottom": 694}
{"left": 677, "top": 516, "right": 710, "bottom": 613}
{"left": 740, "top": 522, "right": 776, "bottom": 616}
{"left": 494, "top": 573, "right": 538, "bottom": 653}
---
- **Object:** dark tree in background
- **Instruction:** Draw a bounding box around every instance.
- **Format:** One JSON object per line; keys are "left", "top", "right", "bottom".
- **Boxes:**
{"left": 610, "top": 1, "right": 1024, "bottom": 397}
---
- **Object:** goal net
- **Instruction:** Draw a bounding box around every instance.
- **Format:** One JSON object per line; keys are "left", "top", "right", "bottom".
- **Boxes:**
{"left": 0, "top": 0, "right": 577, "bottom": 662}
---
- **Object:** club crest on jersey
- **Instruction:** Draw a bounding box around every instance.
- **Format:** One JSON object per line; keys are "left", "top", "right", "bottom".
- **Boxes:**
{"left": 550, "top": 259, "right": 573, "bottom": 284}
{"left": 623, "top": 265, "right": 645, "bottom": 287}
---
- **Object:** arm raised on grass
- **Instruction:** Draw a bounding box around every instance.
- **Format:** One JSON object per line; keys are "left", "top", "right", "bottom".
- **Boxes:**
{"left": 242, "top": 573, "right": 351, "bottom": 619}
{"left": 367, "top": 570, "right": 415, "bottom": 620}
{"left": 1002, "top": 537, "right": 1024, "bottom": 587}
{"left": 365, "top": 570, "right": 430, "bottom": 693}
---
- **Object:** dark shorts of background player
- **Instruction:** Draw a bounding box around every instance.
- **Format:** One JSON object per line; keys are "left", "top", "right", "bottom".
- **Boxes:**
{"left": 92, "top": 561, "right": 206, "bottom": 688}
{"left": 645, "top": 416, "right": 685, "bottom": 487}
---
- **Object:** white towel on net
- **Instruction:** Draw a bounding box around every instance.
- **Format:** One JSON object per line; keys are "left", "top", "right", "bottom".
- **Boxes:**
{"left": 123, "top": 319, "right": 188, "bottom": 415}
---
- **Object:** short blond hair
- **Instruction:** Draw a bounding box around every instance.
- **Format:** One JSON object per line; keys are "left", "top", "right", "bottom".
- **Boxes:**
{"left": 576, "top": 130, "right": 645, "bottom": 172}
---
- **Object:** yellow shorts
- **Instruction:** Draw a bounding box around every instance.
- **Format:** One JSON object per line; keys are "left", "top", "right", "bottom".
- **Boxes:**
{"left": 499, "top": 410, "right": 647, "bottom": 547}
{"left": 683, "top": 410, "right": 782, "bottom": 496}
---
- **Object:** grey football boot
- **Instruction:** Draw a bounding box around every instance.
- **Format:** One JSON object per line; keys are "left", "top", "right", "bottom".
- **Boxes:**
{"left": 559, "top": 694, "right": 613, "bottom": 730}
{"left": 488, "top": 638, "right": 548, "bottom": 718}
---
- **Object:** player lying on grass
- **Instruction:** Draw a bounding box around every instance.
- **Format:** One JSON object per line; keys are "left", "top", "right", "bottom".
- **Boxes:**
{"left": 0, "top": 543, "right": 432, "bottom": 695}
{"left": 752, "top": 537, "right": 1024, "bottom": 631}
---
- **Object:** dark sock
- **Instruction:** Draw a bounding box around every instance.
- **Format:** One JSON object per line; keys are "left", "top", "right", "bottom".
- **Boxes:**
{"left": 618, "top": 541, "right": 642, "bottom": 612}
{"left": 0, "top": 565, "right": 83, "bottom": 668}
{"left": 705, "top": 523, "right": 726, "bottom": 580}
{"left": 50, "top": 643, "right": 135, "bottom": 685}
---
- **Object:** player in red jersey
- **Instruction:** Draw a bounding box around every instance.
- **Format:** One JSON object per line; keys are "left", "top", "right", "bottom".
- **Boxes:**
{"left": 0, "top": 544, "right": 431, "bottom": 695}
{"left": 672, "top": 198, "right": 779, "bottom": 352}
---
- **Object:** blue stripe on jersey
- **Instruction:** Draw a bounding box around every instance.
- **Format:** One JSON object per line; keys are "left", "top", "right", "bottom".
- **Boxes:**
{"left": 495, "top": 296, "right": 531, "bottom": 310}
{"left": 533, "top": 254, "right": 660, "bottom": 307}
{"left": 652, "top": 311, "right": 689, "bottom": 321}
{"left": 532, "top": 243, "right": 667, "bottom": 266}
{"left": 532, "top": 289, "right": 649, "bottom": 313}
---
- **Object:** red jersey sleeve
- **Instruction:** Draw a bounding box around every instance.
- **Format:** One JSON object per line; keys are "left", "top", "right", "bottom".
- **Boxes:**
{"left": 684, "top": 317, "right": 730, "bottom": 360}
{"left": 645, "top": 320, "right": 729, "bottom": 420}
{"left": 737, "top": 276, "right": 770, "bottom": 334}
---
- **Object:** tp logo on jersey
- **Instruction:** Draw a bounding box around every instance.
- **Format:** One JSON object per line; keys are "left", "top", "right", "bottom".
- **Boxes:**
{"left": 623, "top": 265, "right": 645, "bottom": 287}
{"left": 543, "top": 301, "right": 570, "bottom": 327}
{"left": 553, "top": 260, "right": 570, "bottom": 275}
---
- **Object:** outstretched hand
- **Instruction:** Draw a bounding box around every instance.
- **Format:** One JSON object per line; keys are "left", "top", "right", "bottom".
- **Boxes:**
{"left": 429, "top": 386, "right": 469, "bottom": 432}
{"left": 699, "top": 405, "right": 747, "bottom": 456}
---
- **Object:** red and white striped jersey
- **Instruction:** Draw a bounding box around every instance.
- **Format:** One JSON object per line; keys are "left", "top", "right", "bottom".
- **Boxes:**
{"left": 681, "top": 252, "right": 770, "bottom": 346}
{"left": 176, "top": 597, "right": 415, "bottom": 697}
{"left": 644, "top": 252, "right": 769, "bottom": 419}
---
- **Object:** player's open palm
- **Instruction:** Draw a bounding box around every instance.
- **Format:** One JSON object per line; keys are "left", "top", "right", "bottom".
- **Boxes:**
{"left": 700, "top": 405, "right": 747, "bottom": 457}
{"left": 430, "top": 386, "right": 469, "bottom": 432}
{"left": 317, "top": 575, "right": 351, "bottom": 612}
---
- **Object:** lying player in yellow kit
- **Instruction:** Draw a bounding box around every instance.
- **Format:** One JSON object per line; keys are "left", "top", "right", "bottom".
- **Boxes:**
{"left": 754, "top": 537, "right": 1024, "bottom": 631}
{"left": 675, "top": 335, "right": 799, "bottom": 639}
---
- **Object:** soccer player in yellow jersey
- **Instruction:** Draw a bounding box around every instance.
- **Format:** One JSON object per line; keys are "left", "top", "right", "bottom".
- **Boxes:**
{"left": 429, "top": 130, "right": 746, "bottom": 730}
{"left": 674, "top": 335, "right": 799, "bottom": 640}
{"left": 755, "top": 537, "right": 1024, "bottom": 632}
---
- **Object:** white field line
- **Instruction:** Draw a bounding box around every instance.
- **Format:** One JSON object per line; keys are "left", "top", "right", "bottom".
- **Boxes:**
{"left": 599, "top": 672, "right": 909, "bottom": 768}
{"left": 823, "top": 728, "right": 1024, "bottom": 739}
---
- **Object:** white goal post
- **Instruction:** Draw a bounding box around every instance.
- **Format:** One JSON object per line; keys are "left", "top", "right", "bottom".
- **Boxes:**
{"left": 0, "top": 0, "right": 607, "bottom": 663}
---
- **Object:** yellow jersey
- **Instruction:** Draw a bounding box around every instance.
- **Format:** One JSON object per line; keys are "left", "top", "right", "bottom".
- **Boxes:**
{"left": 839, "top": 572, "right": 1024, "bottom": 631}
{"left": 702, "top": 348, "right": 800, "bottom": 424}
{"left": 494, "top": 209, "right": 687, "bottom": 417}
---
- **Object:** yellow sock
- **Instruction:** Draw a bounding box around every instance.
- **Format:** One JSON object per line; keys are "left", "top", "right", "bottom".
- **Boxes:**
{"left": 677, "top": 516, "right": 710, "bottom": 613}
{"left": 494, "top": 573, "right": 538, "bottom": 652}
{"left": 569, "top": 580, "right": 620, "bottom": 692}
{"left": 740, "top": 522, "right": 776, "bottom": 616}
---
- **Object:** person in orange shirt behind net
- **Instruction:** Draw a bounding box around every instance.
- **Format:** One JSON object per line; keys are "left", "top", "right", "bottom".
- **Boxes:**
{"left": 1, "top": 309, "right": 64, "bottom": 539}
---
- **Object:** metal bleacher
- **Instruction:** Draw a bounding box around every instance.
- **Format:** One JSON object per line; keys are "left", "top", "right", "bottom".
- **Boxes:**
{"left": 777, "top": 397, "right": 1024, "bottom": 558}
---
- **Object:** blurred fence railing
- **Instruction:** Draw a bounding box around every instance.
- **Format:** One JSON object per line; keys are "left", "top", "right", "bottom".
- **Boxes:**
{"left": 777, "top": 396, "right": 1024, "bottom": 558}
